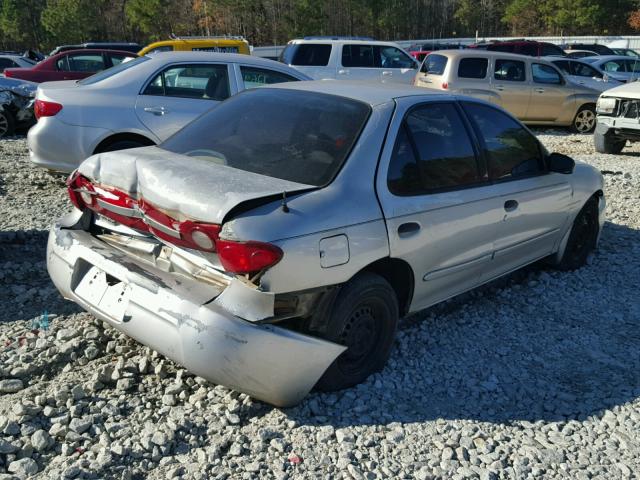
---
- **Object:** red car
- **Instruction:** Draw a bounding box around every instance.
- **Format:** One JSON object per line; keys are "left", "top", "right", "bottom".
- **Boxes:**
{"left": 468, "top": 40, "right": 565, "bottom": 57}
{"left": 4, "top": 49, "right": 137, "bottom": 83}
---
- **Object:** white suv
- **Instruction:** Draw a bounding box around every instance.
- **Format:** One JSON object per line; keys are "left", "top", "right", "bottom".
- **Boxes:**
{"left": 279, "top": 37, "right": 419, "bottom": 84}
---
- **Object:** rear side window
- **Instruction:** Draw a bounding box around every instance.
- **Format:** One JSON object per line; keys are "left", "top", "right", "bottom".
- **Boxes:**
{"left": 387, "top": 103, "right": 481, "bottom": 195}
{"left": 280, "top": 44, "right": 332, "bottom": 66}
{"left": 240, "top": 66, "right": 299, "bottom": 89}
{"left": 552, "top": 60, "right": 571, "bottom": 75}
{"left": 143, "top": 64, "right": 230, "bottom": 100}
{"left": 532, "top": 63, "right": 562, "bottom": 84}
{"left": 494, "top": 59, "right": 526, "bottom": 81}
{"left": 458, "top": 58, "right": 488, "bottom": 79}
{"left": 519, "top": 44, "right": 538, "bottom": 57}
{"left": 489, "top": 44, "right": 515, "bottom": 53}
{"left": 572, "top": 62, "right": 602, "bottom": 78}
{"left": 542, "top": 43, "right": 565, "bottom": 56}
{"left": 64, "top": 54, "right": 106, "bottom": 72}
{"left": 463, "top": 102, "right": 543, "bottom": 180}
{"left": 421, "top": 54, "right": 447, "bottom": 74}
{"left": 342, "top": 44, "right": 378, "bottom": 68}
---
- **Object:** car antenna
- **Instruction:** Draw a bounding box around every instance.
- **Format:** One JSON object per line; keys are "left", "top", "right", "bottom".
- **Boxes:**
{"left": 281, "top": 191, "right": 290, "bottom": 213}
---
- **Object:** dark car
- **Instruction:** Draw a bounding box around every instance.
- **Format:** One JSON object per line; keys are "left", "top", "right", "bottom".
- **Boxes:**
{"left": 49, "top": 42, "right": 142, "bottom": 56}
{"left": 4, "top": 49, "right": 137, "bottom": 83}
{"left": 470, "top": 40, "right": 565, "bottom": 57}
{"left": 408, "top": 42, "right": 465, "bottom": 62}
{"left": 564, "top": 43, "right": 615, "bottom": 56}
{"left": 0, "top": 76, "right": 37, "bottom": 137}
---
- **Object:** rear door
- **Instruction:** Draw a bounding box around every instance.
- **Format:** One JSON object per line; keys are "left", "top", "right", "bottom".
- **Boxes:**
{"left": 526, "top": 62, "right": 567, "bottom": 121}
{"left": 339, "top": 44, "right": 382, "bottom": 82}
{"left": 134, "top": 63, "right": 237, "bottom": 141}
{"left": 235, "top": 65, "right": 301, "bottom": 91}
{"left": 491, "top": 58, "right": 530, "bottom": 118}
{"left": 376, "top": 98, "right": 503, "bottom": 311}
{"left": 461, "top": 101, "right": 572, "bottom": 279}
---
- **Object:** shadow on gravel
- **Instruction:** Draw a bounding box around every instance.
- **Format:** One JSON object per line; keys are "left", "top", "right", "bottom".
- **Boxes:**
{"left": 0, "top": 229, "right": 81, "bottom": 323}
{"left": 284, "top": 221, "right": 640, "bottom": 427}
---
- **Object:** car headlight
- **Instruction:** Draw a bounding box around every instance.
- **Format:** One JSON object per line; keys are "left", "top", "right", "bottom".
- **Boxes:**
{"left": 596, "top": 97, "right": 616, "bottom": 115}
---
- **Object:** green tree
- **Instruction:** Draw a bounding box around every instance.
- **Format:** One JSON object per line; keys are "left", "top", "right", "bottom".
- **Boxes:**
{"left": 41, "top": 0, "right": 104, "bottom": 45}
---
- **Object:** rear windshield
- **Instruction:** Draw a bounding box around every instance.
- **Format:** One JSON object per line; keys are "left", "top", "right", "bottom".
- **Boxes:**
{"left": 279, "top": 44, "right": 332, "bottom": 66}
{"left": 161, "top": 88, "right": 371, "bottom": 186}
{"left": 421, "top": 54, "right": 448, "bottom": 74}
{"left": 78, "top": 56, "right": 148, "bottom": 85}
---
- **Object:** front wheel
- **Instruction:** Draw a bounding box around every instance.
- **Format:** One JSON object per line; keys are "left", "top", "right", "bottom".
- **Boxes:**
{"left": 556, "top": 197, "right": 600, "bottom": 271}
{"left": 0, "top": 109, "right": 15, "bottom": 138}
{"left": 571, "top": 105, "right": 596, "bottom": 134}
{"left": 315, "top": 273, "right": 399, "bottom": 392}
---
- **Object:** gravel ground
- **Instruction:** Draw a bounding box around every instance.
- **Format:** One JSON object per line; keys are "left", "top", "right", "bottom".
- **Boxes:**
{"left": 0, "top": 131, "right": 639, "bottom": 479}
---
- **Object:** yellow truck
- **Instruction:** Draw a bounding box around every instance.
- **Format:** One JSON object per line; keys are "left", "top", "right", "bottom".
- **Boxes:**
{"left": 139, "top": 36, "right": 250, "bottom": 56}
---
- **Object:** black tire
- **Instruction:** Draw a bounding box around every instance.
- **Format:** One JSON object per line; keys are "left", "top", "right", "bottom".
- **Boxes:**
{"left": 0, "top": 109, "right": 16, "bottom": 138}
{"left": 315, "top": 272, "right": 399, "bottom": 392}
{"left": 101, "top": 139, "right": 148, "bottom": 152}
{"left": 571, "top": 104, "right": 596, "bottom": 134}
{"left": 594, "top": 131, "right": 625, "bottom": 154}
{"left": 556, "top": 197, "right": 599, "bottom": 271}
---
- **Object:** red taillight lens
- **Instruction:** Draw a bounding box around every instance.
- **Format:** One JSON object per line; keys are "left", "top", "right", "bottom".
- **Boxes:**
{"left": 216, "top": 240, "right": 283, "bottom": 274}
{"left": 442, "top": 82, "right": 448, "bottom": 90}
{"left": 34, "top": 99, "right": 63, "bottom": 120}
{"left": 180, "top": 221, "right": 221, "bottom": 252}
{"left": 4, "top": 70, "right": 13, "bottom": 78}
{"left": 66, "top": 171, "right": 95, "bottom": 210}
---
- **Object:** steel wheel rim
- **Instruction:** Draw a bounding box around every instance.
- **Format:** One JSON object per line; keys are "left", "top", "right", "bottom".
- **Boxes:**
{"left": 0, "top": 114, "right": 8, "bottom": 137}
{"left": 575, "top": 110, "right": 595, "bottom": 133}
{"left": 337, "top": 302, "right": 383, "bottom": 375}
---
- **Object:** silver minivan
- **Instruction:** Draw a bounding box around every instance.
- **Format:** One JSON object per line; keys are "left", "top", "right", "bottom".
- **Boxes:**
{"left": 414, "top": 50, "right": 600, "bottom": 133}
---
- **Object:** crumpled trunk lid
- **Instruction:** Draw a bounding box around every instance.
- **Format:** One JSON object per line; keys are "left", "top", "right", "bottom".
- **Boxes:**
{"left": 78, "top": 146, "right": 312, "bottom": 224}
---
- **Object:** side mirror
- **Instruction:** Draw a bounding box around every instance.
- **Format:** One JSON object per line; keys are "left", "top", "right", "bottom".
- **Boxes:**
{"left": 603, "top": 73, "right": 609, "bottom": 82}
{"left": 548, "top": 152, "right": 575, "bottom": 174}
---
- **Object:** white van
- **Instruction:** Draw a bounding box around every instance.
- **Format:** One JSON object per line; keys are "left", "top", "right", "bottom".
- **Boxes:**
{"left": 279, "top": 37, "right": 419, "bottom": 84}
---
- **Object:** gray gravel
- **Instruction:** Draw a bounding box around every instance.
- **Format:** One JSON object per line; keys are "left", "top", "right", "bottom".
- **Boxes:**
{"left": 0, "top": 132, "right": 639, "bottom": 479}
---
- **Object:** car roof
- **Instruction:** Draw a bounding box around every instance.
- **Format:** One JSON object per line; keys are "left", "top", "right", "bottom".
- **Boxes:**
{"left": 49, "top": 48, "right": 138, "bottom": 58}
{"left": 588, "top": 55, "right": 639, "bottom": 62}
{"left": 287, "top": 38, "right": 403, "bottom": 46}
{"left": 145, "top": 50, "right": 299, "bottom": 68}
{"left": 263, "top": 80, "right": 454, "bottom": 106}
{"left": 425, "top": 49, "right": 557, "bottom": 63}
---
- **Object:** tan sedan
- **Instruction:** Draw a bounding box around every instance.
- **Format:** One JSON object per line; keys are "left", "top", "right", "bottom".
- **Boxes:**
{"left": 414, "top": 50, "right": 600, "bottom": 133}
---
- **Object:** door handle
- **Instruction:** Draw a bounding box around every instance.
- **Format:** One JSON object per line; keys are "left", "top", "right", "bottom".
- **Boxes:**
{"left": 382, "top": 71, "right": 393, "bottom": 76}
{"left": 144, "top": 107, "right": 168, "bottom": 116}
{"left": 397, "top": 222, "right": 421, "bottom": 237}
{"left": 495, "top": 85, "right": 505, "bottom": 91}
{"left": 338, "top": 69, "right": 350, "bottom": 75}
{"left": 504, "top": 199, "right": 519, "bottom": 212}
{"left": 535, "top": 88, "right": 545, "bottom": 93}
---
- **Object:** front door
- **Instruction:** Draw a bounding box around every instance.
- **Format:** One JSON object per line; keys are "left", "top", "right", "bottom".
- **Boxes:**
{"left": 376, "top": 98, "right": 503, "bottom": 312}
{"left": 461, "top": 101, "right": 572, "bottom": 280}
{"left": 55, "top": 52, "right": 109, "bottom": 81}
{"left": 134, "top": 63, "right": 236, "bottom": 141}
{"left": 338, "top": 44, "right": 382, "bottom": 82}
{"left": 526, "top": 63, "right": 569, "bottom": 122}
{"left": 491, "top": 58, "right": 530, "bottom": 118}
{"left": 378, "top": 45, "right": 420, "bottom": 84}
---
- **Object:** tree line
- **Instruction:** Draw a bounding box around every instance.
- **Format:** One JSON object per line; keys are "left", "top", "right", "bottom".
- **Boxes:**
{"left": 2, "top": 0, "right": 640, "bottom": 52}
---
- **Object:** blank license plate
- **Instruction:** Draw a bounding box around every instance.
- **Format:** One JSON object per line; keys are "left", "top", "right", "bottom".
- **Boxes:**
{"left": 74, "top": 266, "right": 130, "bottom": 322}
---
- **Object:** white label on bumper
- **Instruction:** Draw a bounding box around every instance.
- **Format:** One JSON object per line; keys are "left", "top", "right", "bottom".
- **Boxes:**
{"left": 74, "top": 266, "right": 130, "bottom": 322}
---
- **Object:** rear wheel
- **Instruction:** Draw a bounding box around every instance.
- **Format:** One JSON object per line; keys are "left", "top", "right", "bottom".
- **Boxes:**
{"left": 571, "top": 105, "right": 596, "bottom": 134}
{"left": 315, "top": 273, "right": 399, "bottom": 392}
{"left": 556, "top": 197, "right": 600, "bottom": 271}
{"left": 0, "top": 110, "right": 15, "bottom": 138}
{"left": 594, "top": 131, "right": 625, "bottom": 154}
{"left": 100, "top": 139, "right": 148, "bottom": 152}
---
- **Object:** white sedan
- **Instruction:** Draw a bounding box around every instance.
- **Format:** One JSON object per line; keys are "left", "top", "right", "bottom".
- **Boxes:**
{"left": 27, "top": 52, "right": 311, "bottom": 172}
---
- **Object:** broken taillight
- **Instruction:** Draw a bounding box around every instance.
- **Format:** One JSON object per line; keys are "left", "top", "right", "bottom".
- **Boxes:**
{"left": 66, "top": 174, "right": 281, "bottom": 272}
{"left": 216, "top": 240, "right": 283, "bottom": 274}
{"left": 34, "top": 99, "right": 63, "bottom": 120}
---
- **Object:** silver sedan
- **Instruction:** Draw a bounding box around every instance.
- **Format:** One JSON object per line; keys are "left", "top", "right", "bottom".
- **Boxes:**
{"left": 48, "top": 82, "right": 605, "bottom": 406}
{"left": 27, "top": 52, "right": 310, "bottom": 172}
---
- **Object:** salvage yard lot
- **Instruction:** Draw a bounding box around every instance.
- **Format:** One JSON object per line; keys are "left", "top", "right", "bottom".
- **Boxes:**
{"left": 0, "top": 131, "right": 639, "bottom": 478}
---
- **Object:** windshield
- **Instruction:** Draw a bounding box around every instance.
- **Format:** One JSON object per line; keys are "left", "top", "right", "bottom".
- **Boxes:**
{"left": 161, "top": 88, "right": 371, "bottom": 186}
{"left": 78, "top": 56, "right": 149, "bottom": 85}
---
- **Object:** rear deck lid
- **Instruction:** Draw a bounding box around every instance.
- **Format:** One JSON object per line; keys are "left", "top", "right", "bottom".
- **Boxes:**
{"left": 78, "top": 146, "right": 313, "bottom": 224}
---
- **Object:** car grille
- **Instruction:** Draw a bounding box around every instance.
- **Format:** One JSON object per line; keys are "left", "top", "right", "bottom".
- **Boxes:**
{"left": 618, "top": 99, "right": 640, "bottom": 119}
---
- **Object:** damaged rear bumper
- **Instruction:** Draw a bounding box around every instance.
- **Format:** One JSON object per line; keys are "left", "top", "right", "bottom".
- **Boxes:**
{"left": 47, "top": 212, "right": 345, "bottom": 407}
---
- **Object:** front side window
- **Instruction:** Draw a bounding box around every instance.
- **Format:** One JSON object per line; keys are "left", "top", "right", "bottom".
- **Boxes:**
{"left": 572, "top": 62, "right": 602, "bottom": 78}
{"left": 379, "top": 46, "right": 415, "bottom": 69}
{"left": 494, "top": 59, "right": 526, "bottom": 81}
{"left": 519, "top": 44, "right": 538, "bottom": 57}
{"left": 458, "top": 57, "right": 488, "bottom": 79}
{"left": 532, "top": 63, "right": 562, "bottom": 84}
{"left": 65, "top": 54, "right": 106, "bottom": 72}
{"left": 161, "top": 89, "right": 371, "bottom": 186}
{"left": 603, "top": 60, "right": 625, "bottom": 73}
{"left": 56, "top": 56, "right": 70, "bottom": 71}
{"left": 463, "top": 102, "right": 543, "bottom": 180}
{"left": 143, "top": 64, "right": 230, "bottom": 100}
{"left": 542, "top": 43, "right": 565, "bottom": 56}
{"left": 552, "top": 60, "right": 571, "bottom": 76}
{"left": 421, "top": 54, "right": 447, "bottom": 75}
{"left": 625, "top": 59, "right": 640, "bottom": 73}
{"left": 387, "top": 103, "right": 480, "bottom": 195}
{"left": 280, "top": 44, "right": 332, "bottom": 66}
{"left": 240, "top": 66, "right": 298, "bottom": 89}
